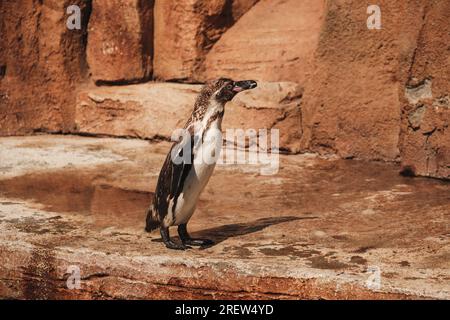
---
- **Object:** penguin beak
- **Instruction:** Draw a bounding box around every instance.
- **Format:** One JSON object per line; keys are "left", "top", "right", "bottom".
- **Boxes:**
{"left": 232, "top": 80, "right": 258, "bottom": 93}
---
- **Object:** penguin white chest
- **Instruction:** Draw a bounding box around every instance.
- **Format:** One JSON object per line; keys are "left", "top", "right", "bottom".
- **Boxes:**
{"left": 174, "top": 118, "right": 223, "bottom": 224}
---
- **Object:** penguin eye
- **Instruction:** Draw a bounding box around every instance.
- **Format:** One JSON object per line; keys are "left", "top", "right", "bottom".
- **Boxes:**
{"left": 226, "top": 84, "right": 233, "bottom": 90}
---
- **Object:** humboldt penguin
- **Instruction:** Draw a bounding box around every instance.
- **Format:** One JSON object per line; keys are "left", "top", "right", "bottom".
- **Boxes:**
{"left": 145, "top": 78, "right": 258, "bottom": 250}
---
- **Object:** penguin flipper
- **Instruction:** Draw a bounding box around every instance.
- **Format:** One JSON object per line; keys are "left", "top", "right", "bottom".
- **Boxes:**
{"left": 170, "top": 132, "right": 195, "bottom": 209}
{"left": 152, "top": 131, "right": 195, "bottom": 223}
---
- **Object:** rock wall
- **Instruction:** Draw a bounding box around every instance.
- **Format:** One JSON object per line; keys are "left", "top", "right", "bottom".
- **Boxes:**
{"left": 0, "top": 0, "right": 448, "bottom": 179}
{"left": 398, "top": 1, "right": 450, "bottom": 179}
{"left": 87, "top": 0, "right": 154, "bottom": 84}
{"left": 0, "top": 0, "right": 91, "bottom": 135}
{"left": 153, "top": 0, "right": 259, "bottom": 82}
{"left": 201, "top": 0, "right": 325, "bottom": 84}
{"left": 300, "top": 0, "right": 424, "bottom": 161}
{"left": 298, "top": 0, "right": 449, "bottom": 179}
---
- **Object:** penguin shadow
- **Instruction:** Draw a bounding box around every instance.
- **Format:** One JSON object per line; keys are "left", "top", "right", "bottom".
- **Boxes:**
{"left": 190, "top": 215, "right": 316, "bottom": 249}
{"left": 150, "top": 216, "right": 317, "bottom": 249}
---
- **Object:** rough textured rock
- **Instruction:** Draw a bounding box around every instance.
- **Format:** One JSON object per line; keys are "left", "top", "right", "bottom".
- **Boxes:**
{"left": 202, "top": 0, "right": 325, "bottom": 84}
{"left": 299, "top": 0, "right": 428, "bottom": 162}
{"left": 75, "top": 82, "right": 201, "bottom": 139}
{"left": 399, "top": 1, "right": 450, "bottom": 179}
{"left": 0, "top": 135, "right": 449, "bottom": 299}
{"left": 0, "top": 0, "right": 91, "bottom": 135}
{"left": 87, "top": 0, "right": 154, "bottom": 83}
{"left": 74, "top": 81, "right": 302, "bottom": 152}
{"left": 223, "top": 81, "right": 303, "bottom": 153}
{"left": 1, "top": 0, "right": 449, "bottom": 180}
{"left": 231, "top": 0, "right": 259, "bottom": 21}
{"left": 153, "top": 0, "right": 259, "bottom": 82}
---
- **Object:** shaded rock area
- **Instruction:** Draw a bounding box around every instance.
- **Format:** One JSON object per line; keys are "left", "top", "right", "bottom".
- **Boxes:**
{"left": 0, "top": 135, "right": 449, "bottom": 299}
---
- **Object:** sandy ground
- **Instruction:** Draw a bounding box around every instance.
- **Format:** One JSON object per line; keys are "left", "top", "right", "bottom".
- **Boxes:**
{"left": 0, "top": 135, "right": 449, "bottom": 299}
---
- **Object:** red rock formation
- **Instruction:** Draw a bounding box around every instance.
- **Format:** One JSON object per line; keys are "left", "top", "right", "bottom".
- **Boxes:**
{"left": 300, "top": 0, "right": 427, "bottom": 162}
{"left": 75, "top": 82, "right": 200, "bottom": 139}
{"left": 74, "top": 81, "right": 302, "bottom": 152}
{"left": 0, "top": 0, "right": 91, "bottom": 135}
{"left": 0, "top": 0, "right": 448, "bottom": 179}
{"left": 399, "top": 1, "right": 450, "bottom": 179}
{"left": 202, "top": 0, "right": 325, "bottom": 84}
{"left": 153, "top": 0, "right": 259, "bottom": 82}
{"left": 87, "top": 0, "right": 154, "bottom": 84}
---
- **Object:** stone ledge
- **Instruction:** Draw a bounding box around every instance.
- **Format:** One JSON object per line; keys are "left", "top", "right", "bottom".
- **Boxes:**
{"left": 0, "top": 241, "right": 423, "bottom": 300}
{"left": 74, "top": 81, "right": 303, "bottom": 152}
{"left": 0, "top": 135, "right": 448, "bottom": 299}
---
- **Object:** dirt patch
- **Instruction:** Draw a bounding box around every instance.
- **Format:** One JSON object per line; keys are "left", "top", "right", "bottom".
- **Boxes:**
{"left": 259, "top": 246, "right": 320, "bottom": 259}
{"left": 350, "top": 256, "right": 368, "bottom": 265}
{"left": 308, "top": 256, "right": 349, "bottom": 270}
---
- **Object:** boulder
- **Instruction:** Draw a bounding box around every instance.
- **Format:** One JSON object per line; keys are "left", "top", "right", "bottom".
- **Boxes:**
{"left": 86, "top": 0, "right": 154, "bottom": 83}
{"left": 153, "top": 0, "right": 259, "bottom": 82}
{"left": 224, "top": 81, "right": 303, "bottom": 152}
{"left": 75, "top": 83, "right": 201, "bottom": 139}
{"left": 74, "top": 81, "right": 302, "bottom": 152}
{"left": 399, "top": 1, "right": 450, "bottom": 179}
{"left": 299, "top": 0, "right": 427, "bottom": 161}
{"left": 201, "top": 0, "right": 325, "bottom": 84}
{"left": 0, "top": 0, "right": 90, "bottom": 135}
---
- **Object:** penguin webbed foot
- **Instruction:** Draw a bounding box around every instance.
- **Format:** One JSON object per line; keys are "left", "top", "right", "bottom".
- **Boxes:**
{"left": 165, "top": 240, "right": 191, "bottom": 250}
{"left": 183, "top": 238, "right": 214, "bottom": 247}
{"left": 160, "top": 227, "right": 191, "bottom": 250}
{"left": 178, "top": 224, "right": 214, "bottom": 247}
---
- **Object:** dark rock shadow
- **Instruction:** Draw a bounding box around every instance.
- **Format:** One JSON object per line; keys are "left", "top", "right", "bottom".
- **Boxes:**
{"left": 151, "top": 216, "right": 318, "bottom": 248}
{"left": 191, "top": 216, "right": 317, "bottom": 248}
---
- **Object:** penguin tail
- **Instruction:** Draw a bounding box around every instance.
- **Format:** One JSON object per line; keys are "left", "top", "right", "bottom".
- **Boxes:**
{"left": 145, "top": 207, "right": 160, "bottom": 232}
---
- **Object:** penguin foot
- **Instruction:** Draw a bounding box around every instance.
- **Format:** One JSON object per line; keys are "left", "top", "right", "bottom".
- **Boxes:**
{"left": 178, "top": 224, "right": 214, "bottom": 247}
{"left": 165, "top": 241, "right": 191, "bottom": 250}
{"left": 182, "top": 238, "right": 214, "bottom": 247}
{"left": 160, "top": 227, "right": 191, "bottom": 250}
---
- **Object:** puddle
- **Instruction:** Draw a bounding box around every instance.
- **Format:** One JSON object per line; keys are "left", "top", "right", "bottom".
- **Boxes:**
{"left": 0, "top": 170, "right": 151, "bottom": 229}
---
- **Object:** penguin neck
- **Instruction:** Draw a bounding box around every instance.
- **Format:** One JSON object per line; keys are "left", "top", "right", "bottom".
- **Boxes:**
{"left": 200, "top": 99, "right": 225, "bottom": 131}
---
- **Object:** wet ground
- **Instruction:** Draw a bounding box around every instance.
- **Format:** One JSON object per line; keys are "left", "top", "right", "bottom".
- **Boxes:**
{"left": 0, "top": 135, "right": 449, "bottom": 299}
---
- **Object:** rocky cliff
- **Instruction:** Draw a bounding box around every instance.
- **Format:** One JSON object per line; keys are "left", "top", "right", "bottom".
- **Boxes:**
{"left": 0, "top": 0, "right": 448, "bottom": 179}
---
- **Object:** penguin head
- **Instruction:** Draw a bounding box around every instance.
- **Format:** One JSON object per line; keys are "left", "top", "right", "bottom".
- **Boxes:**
{"left": 210, "top": 78, "right": 258, "bottom": 103}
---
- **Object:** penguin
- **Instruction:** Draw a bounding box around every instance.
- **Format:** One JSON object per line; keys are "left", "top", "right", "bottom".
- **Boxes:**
{"left": 145, "top": 78, "right": 258, "bottom": 250}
